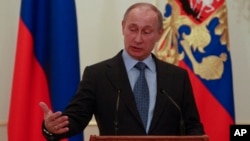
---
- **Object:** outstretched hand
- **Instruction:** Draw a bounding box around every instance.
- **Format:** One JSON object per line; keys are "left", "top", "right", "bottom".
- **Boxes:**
{"left": 39, "top": 102, "right": 69, "bottom": 134}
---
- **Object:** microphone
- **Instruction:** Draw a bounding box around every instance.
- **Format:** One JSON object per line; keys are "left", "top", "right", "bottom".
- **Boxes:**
{"left": 160, "top": 89, "right": 185, "bottom": 135}
{"left": 114, "top": 89, "right": 121, "bottom": 135}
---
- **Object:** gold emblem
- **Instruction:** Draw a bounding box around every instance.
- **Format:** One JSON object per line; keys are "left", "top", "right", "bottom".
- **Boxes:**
{"left": 155, "top": 0, "right": 230, "bottom": 80}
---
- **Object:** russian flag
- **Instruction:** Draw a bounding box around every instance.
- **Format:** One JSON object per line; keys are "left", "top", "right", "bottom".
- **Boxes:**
{"left": 155, "top": 0, "right": 235, "bottom": 141}
{"left": 8, "top": 0, "right": 83, "bottom": 141}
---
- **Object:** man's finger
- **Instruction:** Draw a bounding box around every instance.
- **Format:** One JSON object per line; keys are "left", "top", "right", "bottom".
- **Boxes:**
{"left": 39, "top": 101, "right": 51, "bottom": 114}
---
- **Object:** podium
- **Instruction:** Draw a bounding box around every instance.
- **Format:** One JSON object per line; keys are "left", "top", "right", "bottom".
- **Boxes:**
{"left": 89, "top": 135, "right": 209, "bottom": 141}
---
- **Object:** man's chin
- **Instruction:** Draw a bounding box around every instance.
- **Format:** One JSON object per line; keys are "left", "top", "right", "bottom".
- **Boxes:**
{"left": 131, "top": 54, "right": 145, "bottom": 61}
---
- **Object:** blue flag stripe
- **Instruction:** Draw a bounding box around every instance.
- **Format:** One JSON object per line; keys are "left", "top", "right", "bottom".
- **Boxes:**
{"left": 20, "top": 0, "right": 83, "bottom": 140}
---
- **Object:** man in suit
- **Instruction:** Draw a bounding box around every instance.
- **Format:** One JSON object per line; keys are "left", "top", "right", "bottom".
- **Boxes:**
{"left": 40, "top": 2, "right": 204, "bottom": 140}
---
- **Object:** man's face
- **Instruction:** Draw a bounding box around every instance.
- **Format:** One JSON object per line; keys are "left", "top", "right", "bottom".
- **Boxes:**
{"left": 122, "top": 6, "right": 163, "bottom": 61}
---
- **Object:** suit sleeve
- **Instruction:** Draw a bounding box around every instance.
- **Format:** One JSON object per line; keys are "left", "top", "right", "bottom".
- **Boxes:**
{"left": 49, "top": 66, "right": 96, "bottom": 139}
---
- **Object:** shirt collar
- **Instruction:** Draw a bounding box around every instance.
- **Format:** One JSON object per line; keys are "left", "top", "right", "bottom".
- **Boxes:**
{"left": 122, "top": 49, "right": 156, "bottom": 72}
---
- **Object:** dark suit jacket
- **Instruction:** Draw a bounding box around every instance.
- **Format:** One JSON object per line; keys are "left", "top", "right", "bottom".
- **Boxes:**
{"left": 59, "top": 50, "right": 204, "bottom": 138}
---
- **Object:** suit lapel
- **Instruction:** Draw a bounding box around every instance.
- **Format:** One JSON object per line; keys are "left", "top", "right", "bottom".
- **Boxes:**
{"left": 149, "top": 57, "right": 173, "bottom": 132}
{"left": 105, "top": 50, "right": 143, "bottom": 127}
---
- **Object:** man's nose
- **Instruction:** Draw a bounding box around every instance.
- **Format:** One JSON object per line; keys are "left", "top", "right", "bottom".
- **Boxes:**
{"left": 134, "top": 32, "right": 143, "bottom": 43}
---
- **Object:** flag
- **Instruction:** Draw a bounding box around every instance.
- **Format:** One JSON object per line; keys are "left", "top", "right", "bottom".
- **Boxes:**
{"left": 8, "top": 0, "right": 83, "bottom": 141}
{"left": 155, "top": 0, "right": 235, "bottom": 141}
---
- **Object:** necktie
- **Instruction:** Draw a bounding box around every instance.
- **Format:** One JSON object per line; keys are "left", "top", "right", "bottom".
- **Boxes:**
{"left": 133, "top": 62, "right": 149, "bottom": 129}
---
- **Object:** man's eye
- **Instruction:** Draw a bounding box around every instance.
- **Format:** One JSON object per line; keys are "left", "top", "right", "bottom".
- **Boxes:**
{"left": 130, "top": 28, "right": 137, "bottom": 32}
{"left": 143, "top": 31, "right": 151, "bottom": 34}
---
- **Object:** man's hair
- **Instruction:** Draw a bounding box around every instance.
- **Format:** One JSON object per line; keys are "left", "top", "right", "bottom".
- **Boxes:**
{"left": 122, "top": 2, "right": 163, "bottom": 30}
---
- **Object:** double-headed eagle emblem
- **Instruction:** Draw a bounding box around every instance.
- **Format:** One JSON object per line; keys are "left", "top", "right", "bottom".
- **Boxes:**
{"left": 155, "top": 0, "right": 230, "bottom": 80}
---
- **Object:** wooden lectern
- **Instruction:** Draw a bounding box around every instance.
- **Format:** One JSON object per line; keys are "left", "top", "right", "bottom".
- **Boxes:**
{"left": 89, "top": 135, "right": 209, "bottom": 141}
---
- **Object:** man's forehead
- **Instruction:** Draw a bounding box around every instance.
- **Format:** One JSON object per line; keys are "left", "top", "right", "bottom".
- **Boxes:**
{"left": 129, "top": 6, "right": 155, "bottom": 15}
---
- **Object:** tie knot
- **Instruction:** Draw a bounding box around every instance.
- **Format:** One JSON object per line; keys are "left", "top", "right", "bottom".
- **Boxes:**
{"left": 135, "top": 62, "right": 147, "bottom": 71}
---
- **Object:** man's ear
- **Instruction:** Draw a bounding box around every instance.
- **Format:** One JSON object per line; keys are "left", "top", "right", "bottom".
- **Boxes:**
{"left": 159, "top": 28, "right": 164, "bottom": 36}
{"left": 121, "top": 20, "right": 125, "bottom": 35}
{"left": 156, "top": 28, "right": 164, "bottom": 41}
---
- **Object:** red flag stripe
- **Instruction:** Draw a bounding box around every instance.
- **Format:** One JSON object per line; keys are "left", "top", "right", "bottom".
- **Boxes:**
{"left": 8, "top": 18, "right": 52, "bottom": 141}
{"left": 179, "top": 61, "right": 234, "bottom": 141}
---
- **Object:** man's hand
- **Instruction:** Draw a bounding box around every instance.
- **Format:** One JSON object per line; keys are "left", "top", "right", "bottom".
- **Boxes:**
{"left": 39, "top": 102, "right": 69, "bottom": 134}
